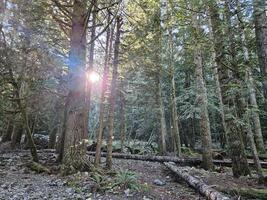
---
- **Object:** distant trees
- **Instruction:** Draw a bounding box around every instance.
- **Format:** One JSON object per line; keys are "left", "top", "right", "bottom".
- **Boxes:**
{"left": 0, "top": 0, "right": 266, "bottom": 179}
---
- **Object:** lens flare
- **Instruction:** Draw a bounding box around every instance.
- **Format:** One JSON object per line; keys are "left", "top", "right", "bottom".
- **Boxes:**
{"left": 87, "top": 71, "right": 100, "bottom": 83}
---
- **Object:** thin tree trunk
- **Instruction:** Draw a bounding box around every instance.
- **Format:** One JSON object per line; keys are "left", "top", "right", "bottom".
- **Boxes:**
{"left": 106, "top": 16, "right": 122, "bottom": 169}
{"left": 169, "top": 28, "right": 181, "bottom": 156}
{"left": 208, "top": 18, "right": 228, "bottom": 148}
{"left": 83, "top": 0, "right": 98, "bottom": 139}
{"left": 94, "top": 13, "right": 114, "bottom": 166}
{"left": 191, "top": 10, "right": 213, "bottom": 170}
{"left": 119, "top": 79, "right": 126, "bottom": 152}
{"left": 248, "top": 72, "right": 265, "bottom": 153}
{"left": 156, "top": 76, "right": 167, "bottom": 155}
{"left": 246, "top": 117, "right": 264, "bottom": 180}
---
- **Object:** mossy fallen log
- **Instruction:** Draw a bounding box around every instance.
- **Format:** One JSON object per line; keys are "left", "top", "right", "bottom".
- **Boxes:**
{"left": 87, "top": 152, "right": 267, "bottom": 168}
{"left": 26, "top": 161, "right": 51, "bottom": 174}
{"left": 164, "top": 162, "right": 231, "bottom": 200}
{"left": 218, "top": 187, "right": 267, "bottom": 199}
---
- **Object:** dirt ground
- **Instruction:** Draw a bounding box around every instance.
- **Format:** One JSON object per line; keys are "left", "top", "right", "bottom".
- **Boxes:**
{"left": 0, "top": 148, "right": 266, "bottom": 200}
{"left": 0, "top": 149, "right": 205, "bottom": 200}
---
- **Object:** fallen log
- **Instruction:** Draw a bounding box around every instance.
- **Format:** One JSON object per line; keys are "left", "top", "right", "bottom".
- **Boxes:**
{"left": 87, "top": 152, "right": 200, "bottom": 165}
{"left": 164, "top": 162, "right": 232, "bottom": 200}
{"left": 87, "top": 152, "right": 267, "bottom": 168}
{"left": 217, "top": 187, "right": 267, "bottom": 200}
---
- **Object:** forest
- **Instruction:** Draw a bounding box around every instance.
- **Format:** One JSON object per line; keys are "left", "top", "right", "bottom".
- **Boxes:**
{"left": 0, "top": 0, "right": 267, "bottom": 199}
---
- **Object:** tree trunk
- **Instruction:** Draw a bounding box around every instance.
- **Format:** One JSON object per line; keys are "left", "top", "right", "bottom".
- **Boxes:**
{"left": 164, "top": 162, "right": 231, "bottom": 200}
{"left": 62, "top": 0, "right": 88, "bottom": 167}
{"left": 94, "top": 13, "right": 114, "bottom": 166}
{"left": 208, "top": 18, "right": 228, "bottom": 148}
{"left": 246, "top": 118, "right": 264, "bottom": 180}
{"left": 83, "top": 0, "right": 97, "bottom": 139}
{"left": 253, "top": 0, "right": 267, "bottom": 101}
{"left": 208, "top": 1, "right": 250, "bottom": 177}
{"left": 11, "top": 122, "right": 23, "bottom": 149}
{"left": 119, "top": 79, "right": 126, "bottom": 152}
{"left": 1, "top": 119, "right": 13, "bottom": 143}
{"left": 169, "top": 28, "right": 181, "bottom": 156}
{"left": 106, "top": 16, "right": 122, "bottom": 169}
{"left": 191, "top": 10, "right": 213, "bottom": 170}
{"left": 156, "top": 75, "right": 167, "bottom": 155}
{"left": 236, "top": 3, "right": 265, "bottom": 179}
{"left": 248, "top": 72, "right": 265, "bottom": 153}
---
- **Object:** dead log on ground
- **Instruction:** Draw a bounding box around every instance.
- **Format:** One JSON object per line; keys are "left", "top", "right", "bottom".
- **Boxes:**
{"left": 164, "top": 162, "right": 232, "bottom": 200}
{"left": 87, "top": 152, "right": 199, "bottom": 165}
{"left": 87, "top": 152, "right": 267, "bottom": 168}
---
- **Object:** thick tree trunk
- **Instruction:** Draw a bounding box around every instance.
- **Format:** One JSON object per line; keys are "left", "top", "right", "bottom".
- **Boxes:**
{"left": 253, "top": 0, "right": 267, "bottom": 101}
{"left": 1, "top": 119, "right": 13, "bottom": 143}
{"left": 192, "top": 10, "right": 213, "bottom": 170}
{"left": 11, "top": 122, "right": 23, "bottom": 149}
{"left": 208, "top": 2, "right": 250, "bottom": 177}
{"left": 94, "top": 14, "right": 114, "bottom": 166}
{"left": 164, "top": 162, "right": 231, "bottom": 200}
{"left": 62, "top": 0, "right": 88, "bottom": 167}
{"left": 106, "top": 16, "right": 122, "bottom": 169}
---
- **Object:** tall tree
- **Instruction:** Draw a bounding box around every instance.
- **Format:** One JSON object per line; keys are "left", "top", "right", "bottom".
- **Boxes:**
{"left": 106, "top": 16, "right": 122, "bottom": 169}
{"left": 191, "top": 7, "right": 214, "bottom": 170}
{"left": 208, "top": 0, "right": 250, "bottom": 177}
{"left": 61, "top": 0, "right": 88, "bottom": 167}
{"left": 253, "top": 0, "right": 267, "bottom": 101}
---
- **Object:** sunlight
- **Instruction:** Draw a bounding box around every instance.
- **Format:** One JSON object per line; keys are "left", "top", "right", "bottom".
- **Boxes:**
{"left": 87, "top": 71, "right": 100, "bottom": 83}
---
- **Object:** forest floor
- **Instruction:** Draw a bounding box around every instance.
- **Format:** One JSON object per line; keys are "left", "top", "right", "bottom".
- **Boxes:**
{"left": 0, "top": 147, "right": 204, "bottom": 200}
{"left": 0, "top": 146, "right": 266, "bottom": 200}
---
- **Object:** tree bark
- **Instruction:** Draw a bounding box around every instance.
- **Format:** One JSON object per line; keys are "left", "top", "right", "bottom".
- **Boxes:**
{"left": 83, "top": 0, "right": 98, "bottom": 139}
{"left": 94, "top": 13, "right": 114, "bottom": 166}
{"left": 106, "top": 16, "right": 122, "bottom": 169}
{"left": 62, "top": 0, "right": 88, "bottom": 166}
{"left": 191, "top": 9, "right": 213, "bottom": 170}
{"left": 253, "top": 0, "right": 267, "bottom": 101}
{"left": 208, "top": 1, "right": 250, "bottom": 177}
{"left": 119, "top": 79, "right": 126, "bottom": 152}
{"left": 169, "top": 28, "right": 181, "bottom": 157}
{"left": 11, "top": 122, "right": 23, "bottom": 149}
{"left": 156, "top": 75, "right": 167, "bottom": 155}
{"left": 164, "top": 162, "right": 231, "bottom": 200}
{"left": 1, "top": 119, "right": 14, "bottom": 143}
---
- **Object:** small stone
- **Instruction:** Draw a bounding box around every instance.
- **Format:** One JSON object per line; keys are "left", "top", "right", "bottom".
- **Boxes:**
{"left": 153, "top": 179, "right": 166, "bottom": 186}
{"left": 143, "top": 196, "right": 152, "bottom": 200}
{"left": 124, "top": 188, "right": 130, "bottom": 197}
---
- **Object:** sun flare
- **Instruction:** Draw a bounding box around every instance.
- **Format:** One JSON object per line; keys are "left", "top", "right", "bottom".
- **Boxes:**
{"left": 87, "top": 71, "right": 100, "bottom": 83}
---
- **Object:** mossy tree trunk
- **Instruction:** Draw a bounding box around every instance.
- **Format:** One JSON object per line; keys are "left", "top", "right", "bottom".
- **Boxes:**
{"left": 208, "top": 0, "right": 250, "bottom": 177}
